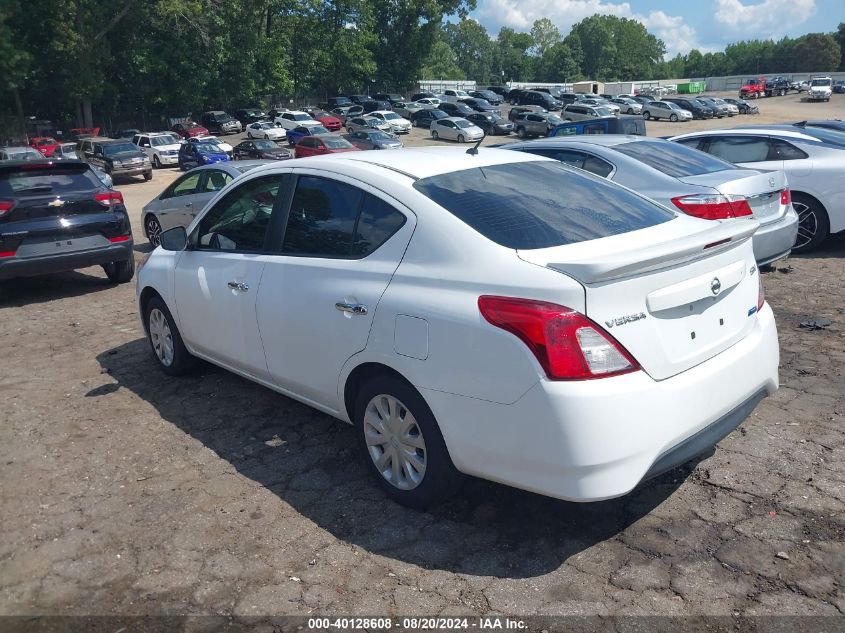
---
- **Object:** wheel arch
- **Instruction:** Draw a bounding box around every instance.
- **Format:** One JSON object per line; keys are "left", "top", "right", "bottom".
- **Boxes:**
{"left": 343, "top": 361, "right": 416, "bottom": 425}
{"left": 138, "top": 286, "right": 164, "bottom": 334}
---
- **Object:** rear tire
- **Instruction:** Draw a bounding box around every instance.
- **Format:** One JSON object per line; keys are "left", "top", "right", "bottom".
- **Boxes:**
{"left": 791, "top": 194, "right": 830, "bottom": 253}
{"left": 355, "top": 373, "right": 463, "bottom": 509}
{"left": 102, "top": 256, "right": 134, "bottom": 284}
{"left": 144, "top": 296, "right": 194, "bottom": 376}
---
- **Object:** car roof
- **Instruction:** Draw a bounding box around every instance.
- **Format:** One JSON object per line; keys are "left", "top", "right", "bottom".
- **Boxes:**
{"left": 511, "top": 135, "right": 648, "bottom": 149}
{"left": 2, "top": 146, "right": 39, "bottom": 151}
{"left": 371, "top": 110, "right": 395, "bottom": 115}
{"left": 669, "top": 128, "right": 819, "bottom": 142}
{"left": 250, "top": 146, "right": 547, "bottom": 182}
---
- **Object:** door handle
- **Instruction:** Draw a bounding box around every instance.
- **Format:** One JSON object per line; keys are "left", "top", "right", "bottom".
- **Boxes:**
{"left": 228, "top": 281, "right": 249, "bottom": 292}
{"left": 335, "top": 301, "right": 368, "bottom": 315}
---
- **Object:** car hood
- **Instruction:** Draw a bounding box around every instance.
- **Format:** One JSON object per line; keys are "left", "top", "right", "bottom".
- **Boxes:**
{"left": 110, "top": 151, "right": 146, "bottom": 160}
{"left": 376, "top": 140, "right": 403, "bottom": 148}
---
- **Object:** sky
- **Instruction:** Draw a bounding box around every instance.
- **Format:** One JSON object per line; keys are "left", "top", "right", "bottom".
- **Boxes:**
{"left": 471, "top": 0, "right": 841, "bottom": 57}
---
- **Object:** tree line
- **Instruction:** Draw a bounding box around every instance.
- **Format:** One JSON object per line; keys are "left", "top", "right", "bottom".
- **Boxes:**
{"left": 1, "top": 1, "right": 843, "bottom": 130}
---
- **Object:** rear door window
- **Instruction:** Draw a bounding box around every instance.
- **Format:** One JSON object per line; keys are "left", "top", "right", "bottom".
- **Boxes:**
{"left": 412, "top": 161, "right": 672, "bottom": 250}
{"left": 612, "top": 140, "right": 736, "bottom": 177}
{"left": 768, "top": 139, "right": 809, "bottom": 160}
{"left": 705, "top": 136, "right": 770, "bottom": 163}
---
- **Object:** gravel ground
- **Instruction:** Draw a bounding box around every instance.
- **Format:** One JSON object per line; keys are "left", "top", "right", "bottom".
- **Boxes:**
{"left": 0, "top": 91, "right": 843, "bottom": 623}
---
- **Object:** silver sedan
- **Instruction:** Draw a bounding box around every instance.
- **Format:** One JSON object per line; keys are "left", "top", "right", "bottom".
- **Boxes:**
{"left": 430, "top": 117, "right": 484, "bottom": 143}
{"left": 503, "top": 136, "right": 798, "bottom": 265}
{"left": 141, "top": 161, "right": 273, "bottom": 245}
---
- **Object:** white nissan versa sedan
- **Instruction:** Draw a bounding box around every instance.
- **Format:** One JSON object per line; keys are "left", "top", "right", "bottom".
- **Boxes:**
{"left": 136, "top": 148, "right": 779, "bottom": 509}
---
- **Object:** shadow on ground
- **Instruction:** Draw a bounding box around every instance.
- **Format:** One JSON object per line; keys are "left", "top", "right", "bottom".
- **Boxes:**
{"left": 0, "top": 269, "right": 118, "bottom": 307}
{"left": 97, "top": 338, "right": 697, "bottom": 578}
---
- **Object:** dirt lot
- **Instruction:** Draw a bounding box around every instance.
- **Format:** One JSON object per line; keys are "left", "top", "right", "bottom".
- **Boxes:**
{"left": 0, "top": 91, "right": 844, "bottom": 623}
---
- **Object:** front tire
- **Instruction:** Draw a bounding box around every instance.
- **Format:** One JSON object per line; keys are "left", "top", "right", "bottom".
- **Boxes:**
{"left": 457, "top": 134, "right": 465, "bottom": 143}
{"left": 669, "top": 113, "right": 678, "bottom": 122}
{"left": 355, "top": 374, "right": 463, "bottom": 509}
{"left": 431, "top": 130, "right": 439, "bottom": 140}
{"left": 643, "top": 111, "right": 650, "bottom": 120}
{"left": 516, "top": 126, "right": 526, "bottom": 138}
{"left": 102, "top": 256, "right": 134, "bottom": 284}
{"left": 791, "top": 194, "right": 830, "bottom": 253}
{"left": 152, "top": 155, "right": 161, "bottom": 168}
{"left": 145, "top": 214, "right": 163, "bottom": 246}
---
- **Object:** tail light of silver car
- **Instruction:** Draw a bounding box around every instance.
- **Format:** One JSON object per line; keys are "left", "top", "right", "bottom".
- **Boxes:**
{"left": 670, "top": 193, "right": 753, "bottom": 220}
{"left": 478, "top": 296, "right": 640, "bottom": 380}
{"left": 780, "top": 188, "right": 791, "bottom": 206}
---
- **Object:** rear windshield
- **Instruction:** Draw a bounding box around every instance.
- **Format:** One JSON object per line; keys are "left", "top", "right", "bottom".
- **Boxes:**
{"left": 794, "top": 126, "right": 845, "bottom": 147}
{"left": 613, "top": 140, "right": 736, "bottom": 178}
{"left": 0, "top": 165, "right": 100, "bottom": 196}
{"left": 413, "top": 161, "right": 673, "bottom": 250}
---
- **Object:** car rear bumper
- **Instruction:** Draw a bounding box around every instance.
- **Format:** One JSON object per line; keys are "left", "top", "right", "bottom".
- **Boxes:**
{"left": 421, "top": 303, "right": 779, "bottom": 502}
{"left": 752, "top": 206, "right": 798, "bottom": 265}
{"left": 0, "top": 241, "right": 134, "bottom": 281}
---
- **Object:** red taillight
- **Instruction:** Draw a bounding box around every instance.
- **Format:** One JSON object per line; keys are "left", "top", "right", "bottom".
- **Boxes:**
{"left": 0, "top": 200, "right": 13, "bottom": 218}
{"left": 757, "top": 275, "right": 765, "bottom": 311}
{"left": 108, "top": 235, "right": 130, "bottom": 243}
{"left": 478, "top": 296, "right": 640, "bottom": 380}
{"left": 781, "top": 188, "right": 791, "bottom": 206}
{"left": 0, "top": 250, "right": 16, "bottom": 258}
{"left": 94, "top": 191, "right": 124, "bottom": 207}
{"left": 671, "top": 194, "right": 753, "bottom": 220}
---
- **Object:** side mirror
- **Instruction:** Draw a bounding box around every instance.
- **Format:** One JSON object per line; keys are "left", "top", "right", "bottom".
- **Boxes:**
{"left": 160, "top": 226, "right": 188, "bottom": 251}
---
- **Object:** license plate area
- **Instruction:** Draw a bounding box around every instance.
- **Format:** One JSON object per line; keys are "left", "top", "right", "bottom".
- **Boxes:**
{"left": 16, "top": 234, "right": 110, "bottom": 258}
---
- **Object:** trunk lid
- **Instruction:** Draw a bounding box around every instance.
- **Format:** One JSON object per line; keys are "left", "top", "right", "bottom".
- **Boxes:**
{"left": 678, "top": 169, "right": 788, "bottom": 225}
{"left": 518, "top": 218, "right": 762, "bottom": 380}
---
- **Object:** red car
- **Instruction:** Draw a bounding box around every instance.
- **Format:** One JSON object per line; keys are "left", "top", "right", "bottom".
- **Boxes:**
{"left": 312, "top": 110, "right": 343, "bottom": 131}
{"left": 29, "top": 137, "right": 61, "bottom": 157}
{"left": 171, "top": 122, "right": 209, "bottom": 139}
{"left": 293, "top": 135, "right": 360, "bottom": 158}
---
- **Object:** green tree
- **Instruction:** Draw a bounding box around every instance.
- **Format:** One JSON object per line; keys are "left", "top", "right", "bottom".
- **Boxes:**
{"left": 443, "top": 18, "right": 494, "bottom": 83}
{"left": 420, "top": 39, "right": 465, "bottom": 79}
{"left": 370, "top": 0, "right": 475, "bottom": 91}
{"left": 791, "top": 33, "right": 841, "bottom": 71}
{"left": 837, "top": 22, "right": 845, "bottom": 70}
{"left": 529, "top": 17, "right": 560, "bottom": 57}
{"left": 496, "top": 27, "right": 534, "bottom": 82}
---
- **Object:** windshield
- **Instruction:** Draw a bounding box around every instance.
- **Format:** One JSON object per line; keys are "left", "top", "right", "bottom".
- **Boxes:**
{"left": 384, "top": 113, "right": 401, "bottom": 120}
{"left": 294, "top": 113, "right": 312, "bottom": 121}
{"left": 309, "top": 125, "right": 330, "bottom": 135}
{"left": 195, "top": 142, "right": 223, "bottom": 154}
{"left": 323, "top": 137, "right": 354, "bottom": 149}
{"left": 413, "top": 161, "right": 672, "bottom": 249}
{"left": 103, "top": 143, "right": 137, "bottom": 155}
{"left": 259, "top": 122, "right": 275, "bottom": 129}
{"left": 547, "top": 115, "right": 564, "bottom": 125}
{"left": 368, "top": 132, "right": 392, "bottom": 141}
{"left": 36, "top": 138, "right": 56, "bottom": 146}
{"left": 211, "top": 113, "right": 233, "bottom": 122}
{"left": 811, "top": 79, "right": 831, "bottom": 87}
{"left": 152, "top": 135, "right": 178, "bottom": 146}
{"left": 6, "top": 148, "right": 43, "bottom": 160}
{"left": 595, "top": 107, "right": 614, "bottom": 116}
{"left": 791, "top": 126, "right": 845, "bottom": 147}
{"left": 454, "top": 120, "right": 474, "bottom": 129}
{"left": 254, "top": 140, "right": 280, "bottom": 149}
{"left": 615, "top": 140, "right": 737, "bottom": 178}
{"left": 334, "top": 98, "right": 352, "bottom": 105}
